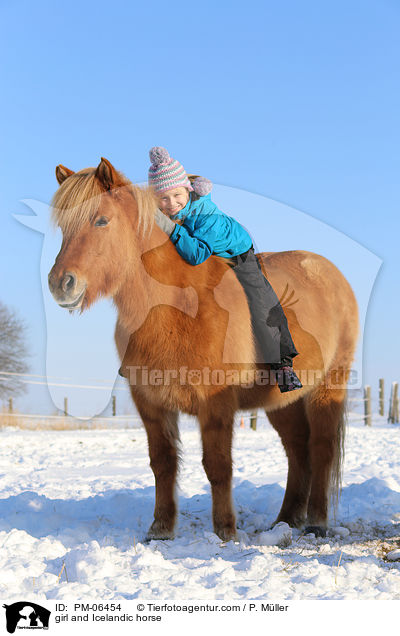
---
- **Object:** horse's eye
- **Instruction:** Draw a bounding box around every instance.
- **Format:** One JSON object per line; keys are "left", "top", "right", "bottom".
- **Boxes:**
{"left": 94, "top": 216, "right": 109, "bottom": 227}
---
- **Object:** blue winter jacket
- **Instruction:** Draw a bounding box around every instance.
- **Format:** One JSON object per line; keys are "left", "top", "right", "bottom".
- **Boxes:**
{"left": 169, "top": 193, "right": 252, "bottom": 265}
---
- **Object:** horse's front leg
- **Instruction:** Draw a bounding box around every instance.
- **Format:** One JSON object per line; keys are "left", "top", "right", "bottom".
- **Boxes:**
{"left": 131, "top": 389, "right": 179, "bottom": 540}
{"left": 198, "top": 395, "right": 236, "bottom": 541}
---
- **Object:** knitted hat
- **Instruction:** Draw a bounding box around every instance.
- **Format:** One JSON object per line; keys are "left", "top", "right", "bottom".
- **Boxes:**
{"left": 148, "top": 147, "right": 213, "bottom": 197}
{"left": 148, "top": 147, "right": 193, "bottom": 193}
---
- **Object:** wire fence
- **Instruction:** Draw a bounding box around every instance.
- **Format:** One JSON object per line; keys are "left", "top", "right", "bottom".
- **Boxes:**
{"left": 1, "top": 371, "right": 399, "bottom": 429}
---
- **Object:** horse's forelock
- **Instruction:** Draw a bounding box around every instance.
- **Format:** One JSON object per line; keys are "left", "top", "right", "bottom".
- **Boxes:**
{"left": 51, "top": 168, "right": 156, "bottom": 238}
{"left": 51, "top": 168, "right": 102, "bottom": 238}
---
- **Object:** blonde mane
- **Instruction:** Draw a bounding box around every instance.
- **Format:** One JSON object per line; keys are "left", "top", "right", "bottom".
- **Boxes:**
{"left": 51, "top": 168, "right": 156, "bottom": 239}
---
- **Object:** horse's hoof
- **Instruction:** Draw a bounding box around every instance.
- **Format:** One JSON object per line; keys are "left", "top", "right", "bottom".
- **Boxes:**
{"left": 144, "top": 533, "right": 174, "bottom": 543}
{"left": 215, "top": 526, "right": 237, "bottom": 542}
{"left": 145, "top": 520, "right": 175, "bottom": 542}
{"left": 145, "top": 531, "right": 175, "bottom": 542}
{"left": 304, "top": 525, "right": 327, "bottom": 538}
{"left": 270, "top": 516, "right": 306, "bottom": 530}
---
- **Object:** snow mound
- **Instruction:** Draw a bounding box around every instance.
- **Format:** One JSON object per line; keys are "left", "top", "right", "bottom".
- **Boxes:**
{"left": 254, "top": 522, "right": 292, "bottom": 547}
{"left": 386, "top": 550, "right": 400, "bottom": 562}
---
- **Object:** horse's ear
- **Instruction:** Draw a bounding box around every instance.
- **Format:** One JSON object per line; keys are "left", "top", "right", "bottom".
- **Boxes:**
{"left": 56, "top": 165, "right": 74, "bottom": 185}
{"left": 95, "top": 157, "right": 116, "bottom": 190}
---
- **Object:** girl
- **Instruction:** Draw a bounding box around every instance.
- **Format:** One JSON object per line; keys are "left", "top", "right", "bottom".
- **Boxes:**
{"left": 148, "top": 146, "right": 302, "bottom": 393}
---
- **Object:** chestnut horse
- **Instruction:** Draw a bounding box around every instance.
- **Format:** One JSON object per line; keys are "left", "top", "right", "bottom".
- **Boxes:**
{"left": 48, "top": 158, "right": 359, "bottom": 541}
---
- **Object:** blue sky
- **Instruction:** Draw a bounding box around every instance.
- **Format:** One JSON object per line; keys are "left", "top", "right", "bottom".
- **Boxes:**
{"left": 0, "top": 0, "right": 399, "bottom": 414}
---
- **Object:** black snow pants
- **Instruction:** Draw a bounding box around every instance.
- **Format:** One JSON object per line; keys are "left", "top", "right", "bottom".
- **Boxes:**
{"left": 229, "top": 246, "right": 299, "bottom": 365}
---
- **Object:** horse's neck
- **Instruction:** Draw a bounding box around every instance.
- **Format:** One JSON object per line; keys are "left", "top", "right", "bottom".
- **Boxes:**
{"left": 113, "top": 226, "right": 199, "bottom": 337}
{"left": 113, "top": 227, "right": 255, "bottom": 370}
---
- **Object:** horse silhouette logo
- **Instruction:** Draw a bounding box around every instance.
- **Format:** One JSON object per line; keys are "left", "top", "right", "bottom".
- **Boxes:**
{"left": 16, "top": 180, "right": 381, "bottom": 417}
{"left": 3, "top": 602, "right": 51, "bottom": 633}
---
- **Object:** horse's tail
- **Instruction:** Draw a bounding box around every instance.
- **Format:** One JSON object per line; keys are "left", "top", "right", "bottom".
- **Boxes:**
{"left": 330, "top": 392, "right": 347, "bottom": 519}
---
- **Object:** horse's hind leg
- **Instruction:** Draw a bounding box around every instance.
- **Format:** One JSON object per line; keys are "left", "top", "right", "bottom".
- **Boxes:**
{"left": 304, "top": 385, "right": 346, "bottom": 537}
{"left": 267, "top": 397, "right": 311, "bottom": 528}
{"left": 131, "top": 390, "right": 179, "bottom": 540}
{"left": 198, "top": 394, "right": 236, "bottom": 541}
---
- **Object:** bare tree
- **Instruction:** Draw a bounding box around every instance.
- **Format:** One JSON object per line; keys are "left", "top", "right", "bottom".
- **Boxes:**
{"left": 0, "top": 302, "right": 30, "bottom": 400}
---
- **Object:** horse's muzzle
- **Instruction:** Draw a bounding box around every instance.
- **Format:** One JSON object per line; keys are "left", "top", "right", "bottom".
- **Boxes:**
{"left": 48, "top": 269, "right": 87, "bottom": 310}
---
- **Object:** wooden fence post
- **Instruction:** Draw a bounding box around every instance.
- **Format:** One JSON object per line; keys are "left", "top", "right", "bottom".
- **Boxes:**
{"left": 389, "top": 382, "right": 399, "bottom": 424}
{"left": 63, "top": 397, "right": 68, "bottom": 417}
{"left": 364, "top": 385, "right": 371, "bottom": 426}
{"left": 379, "top": 378, "right": 384, "bottom": 416}
{"left": 112, "top": 396, "right": 116, "bottom": 416}
{"left": 388, "top": 382, "right": 399, "bottom": 424}
{"left": 8, "top": 398, "right": 13, "bottom": 414}
{"left": 250, "top": 410, "right": 258, "bottom": 431}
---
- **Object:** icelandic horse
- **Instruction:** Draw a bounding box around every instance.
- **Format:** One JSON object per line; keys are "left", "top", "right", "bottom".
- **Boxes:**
{"left": 48, "top": 158, "right": 359, "bottom": 541}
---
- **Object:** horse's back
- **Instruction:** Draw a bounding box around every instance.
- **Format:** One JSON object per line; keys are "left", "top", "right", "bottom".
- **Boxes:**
{"left": 257, "top": 249, "right": 357, "bottom": 315}
{"left": 256, "top": 249, "right": 359, "bottom": 376}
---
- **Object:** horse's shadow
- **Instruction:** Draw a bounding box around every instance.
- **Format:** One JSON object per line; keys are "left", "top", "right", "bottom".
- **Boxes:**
{"left": 0, "top": 484, "right": 280, "bottom": 584}
{"left": 0, "top": 488, "right": 156, "bottom": 548}
{"left": 0, "top": 483, "right": 284, "bottom": 544}
{"left": 0, "top": 478, "right": 398, "bottom": 573}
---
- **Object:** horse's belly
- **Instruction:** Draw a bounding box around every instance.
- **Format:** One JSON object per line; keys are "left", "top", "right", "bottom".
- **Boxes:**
{"left": 131, "top": 381, "right": 201, "bottom": 415}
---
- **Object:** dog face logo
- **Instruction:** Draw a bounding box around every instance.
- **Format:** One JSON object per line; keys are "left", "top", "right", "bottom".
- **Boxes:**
{"left": 3, "top": 602, "right": 51, "bottom": 633}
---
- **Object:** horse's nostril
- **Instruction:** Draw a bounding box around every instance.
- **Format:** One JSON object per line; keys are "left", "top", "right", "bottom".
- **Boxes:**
{"left": 61, "top": 272, "right": 76, "bottom": 293}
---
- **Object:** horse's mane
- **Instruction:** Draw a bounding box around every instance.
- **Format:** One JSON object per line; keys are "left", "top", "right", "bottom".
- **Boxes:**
{"left": 51, "top": 168, "right": 156, "bottom": 239}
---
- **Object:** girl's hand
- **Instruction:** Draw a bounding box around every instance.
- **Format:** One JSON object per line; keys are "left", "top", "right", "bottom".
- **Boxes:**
{"left": 154, "top": 208, "right": 176, "bottom": 237}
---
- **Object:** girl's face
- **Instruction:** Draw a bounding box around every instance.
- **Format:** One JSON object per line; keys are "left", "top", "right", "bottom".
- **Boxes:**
{"left": 157, "top": 187, "right": 190, "bottom": 216}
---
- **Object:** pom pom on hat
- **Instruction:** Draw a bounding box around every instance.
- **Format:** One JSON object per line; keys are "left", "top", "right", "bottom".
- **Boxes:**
{"left": 149, "top": 146, "right": 170, "bottom": 166}
{"left": 192, "top": 176, "right": 213, "bottom": 196}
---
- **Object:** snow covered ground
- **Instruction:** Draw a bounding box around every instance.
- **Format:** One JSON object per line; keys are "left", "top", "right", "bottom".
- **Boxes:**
{"left": 0, "top": 414, "right": 399, "bottom": 601}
